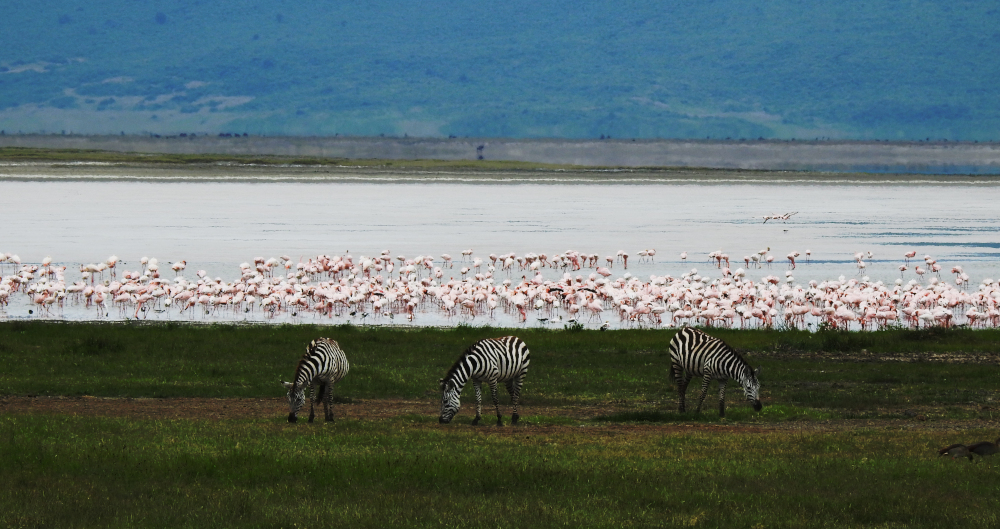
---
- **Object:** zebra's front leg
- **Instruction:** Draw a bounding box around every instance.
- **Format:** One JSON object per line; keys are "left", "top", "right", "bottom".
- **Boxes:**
{"left": 308, "top": 383, "right": 318, "bottom": 423}
{"left": 324, "top": 381, "right": 335, "bottom": 422}
{"left": 717, "top": 380, "right": 727, "bottom": 418}
{"left": 673, "top": 364, "right": 690, "bottom": 413}
{"left": 695, "top": 374, "right": 713, "bottom": 413}
{"left": 472, "top": 381, "right": 483, "bottom": 425}
{"left": 506, "top": 377, "right": 523, "bottom": 425}
{"left": 488, "top": 380, "right": 503, "bottom": 426}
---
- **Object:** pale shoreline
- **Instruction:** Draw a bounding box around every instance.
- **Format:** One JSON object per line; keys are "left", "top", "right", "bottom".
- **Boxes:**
{"left": 1, "top": 161, "right": 999, "bottom": 185}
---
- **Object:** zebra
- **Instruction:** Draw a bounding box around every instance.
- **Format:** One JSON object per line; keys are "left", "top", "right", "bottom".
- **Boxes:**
{"left": 668, "top": 327, "right": 762, "bottom": 417}
{"left": 439, "top": 336, "right": 530, "bottom": 426}
{"left": 281, "top": 337, "right": 350, "bottom": 423}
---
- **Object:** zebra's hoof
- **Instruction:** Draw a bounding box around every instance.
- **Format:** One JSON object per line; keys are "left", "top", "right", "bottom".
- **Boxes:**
{"left": 496, "top": 416, "right": 503, "bottom": 427}
{"left": 511, "top": 413, "right": 520, "bottom": 425}
{"left": 472, "top": 416, "right": 481, "bottom": 426}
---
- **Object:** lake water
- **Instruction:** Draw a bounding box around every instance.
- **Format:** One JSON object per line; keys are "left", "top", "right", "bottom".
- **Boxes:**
{"left": 2, "top": 166, "right": 999, "bottom": 326}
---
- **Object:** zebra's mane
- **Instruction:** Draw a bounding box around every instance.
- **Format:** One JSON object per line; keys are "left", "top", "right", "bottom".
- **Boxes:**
{"left": 292, "top": 339, "right": 321, "bottom": 386}
{"left": 722, "top": 342, "right": 756, "bottom": 380}
{"left": 442, "top": 343, "right": 478, "bottom": 385}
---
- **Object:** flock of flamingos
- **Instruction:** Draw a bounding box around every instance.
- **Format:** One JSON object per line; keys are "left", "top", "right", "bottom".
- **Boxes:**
{"left": 0, "top": 247, "right": 997, "bottom": 331}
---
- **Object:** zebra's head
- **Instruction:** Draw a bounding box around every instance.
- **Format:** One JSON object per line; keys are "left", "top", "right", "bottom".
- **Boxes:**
{"left": 438, "top": 378, "right": 461, "bottom": 424}
{"left": 282, "top": 381, "right": 306, "bottom": 423}
{"left": 743, "top": 367, "right": 763, "bottom": 411}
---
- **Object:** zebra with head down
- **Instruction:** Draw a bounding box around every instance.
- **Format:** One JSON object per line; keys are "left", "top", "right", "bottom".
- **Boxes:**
{"left": 669, "top": 327, "right": 762, "bottom": 418}
{"left": 282, "top": 337, "right": 350, "bottom": 423}
{"left": 439, "top": 336, "right": 530, "bottom": 426}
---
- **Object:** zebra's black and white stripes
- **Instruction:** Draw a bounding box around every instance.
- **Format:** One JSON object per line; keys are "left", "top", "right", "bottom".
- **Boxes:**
{"left": 439, "top": 336, "right": 530, "bottom": 425}
{"left": 669, "top": 327, "right": 762, "bottom": 417}
{"left": 282, "top": 337, "right": 350, "bottom": 423}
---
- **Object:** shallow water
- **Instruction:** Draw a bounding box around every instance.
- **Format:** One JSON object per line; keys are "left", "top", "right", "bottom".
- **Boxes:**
{"left": 2, "top": 169, "right": 1000, "bottom": 325}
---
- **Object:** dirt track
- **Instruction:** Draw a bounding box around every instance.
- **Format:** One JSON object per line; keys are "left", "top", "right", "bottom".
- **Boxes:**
{"left": 2, "top": 395, "right": 994, "bottom": 434}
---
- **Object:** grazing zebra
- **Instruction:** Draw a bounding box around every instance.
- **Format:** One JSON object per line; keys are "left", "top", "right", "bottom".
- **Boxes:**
{"left": 281, "top": 337, "right": 350, "bottom": 423}
{"left": 669, "top": 327, "right": 762, "bottom": 417}
{"left": 439, "top": 336, "right": 530, "bottom": 426}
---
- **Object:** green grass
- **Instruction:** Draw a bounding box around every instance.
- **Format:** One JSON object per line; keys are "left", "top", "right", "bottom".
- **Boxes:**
{"left": 3, "top": 322, "right": 1000, "bottom": 416}
{"left": 4, "top": 322, "right": 1000, "bottom": 527}
{"left": 2, "top": 415, "right": 999, "bottom": 528}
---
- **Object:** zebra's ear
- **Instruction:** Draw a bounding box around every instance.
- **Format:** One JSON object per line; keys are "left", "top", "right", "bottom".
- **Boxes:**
{"left": 754, "top": 367, "right": 761, "bottom": 378}
{"left": 281, "top": 381, "right": 294, "bottom": 390}
{"left": 438, "top": 378, "right": 446, "bottom": 390}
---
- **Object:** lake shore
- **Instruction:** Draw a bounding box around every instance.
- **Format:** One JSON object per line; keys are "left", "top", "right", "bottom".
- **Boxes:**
{"left": 2, "top": 134, "right": 1000, "bottom": 176}
{"left": 2, "top": 156, "right": 998, "bottom": 185}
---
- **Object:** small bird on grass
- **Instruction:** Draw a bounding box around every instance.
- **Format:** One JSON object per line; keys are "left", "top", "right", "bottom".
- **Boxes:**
{"left": 938, "top": 444, "right": 973, "bottom": 461}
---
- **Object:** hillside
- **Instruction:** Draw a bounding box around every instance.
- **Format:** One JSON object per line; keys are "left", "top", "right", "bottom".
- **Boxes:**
{"left": 1, "top": 1, "right": 998, "bottom": 141}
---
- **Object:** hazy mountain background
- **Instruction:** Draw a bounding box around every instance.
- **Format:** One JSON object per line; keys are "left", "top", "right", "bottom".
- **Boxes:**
{"left": 2, "top": 1, "right": 998, "bottom": 141}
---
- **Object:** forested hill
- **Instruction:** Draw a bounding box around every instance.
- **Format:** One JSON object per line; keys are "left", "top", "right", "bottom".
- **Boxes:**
{"left": 2, "top": 1, "right": 998, "bottom": 141}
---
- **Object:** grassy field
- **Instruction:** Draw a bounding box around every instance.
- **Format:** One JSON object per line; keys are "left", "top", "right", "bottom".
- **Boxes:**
{"left": 2, "top": 322, "right": 1000, "bottom": 527}
{"left": 2, "top": 322, "right": 999, "bottom": 419}
{"left": 3, "top": 415, "right": 1000, "bottom": 528}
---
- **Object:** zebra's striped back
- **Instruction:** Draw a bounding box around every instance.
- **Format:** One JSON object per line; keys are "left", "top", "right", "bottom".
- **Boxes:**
{"left": 293, "top": 337, "right": 350, "bottom": 388}
{"left": 439, "top": 336, "right": 530, "bottom": 424}
{"left": 442, "top": 336, "right": 530, "bottom": 388}
{"left": 669, "top": 327, "right": 752, "bottom": 381}
{"left": 669, "top": 327, "right": 761, "bottom": 413}
{"left": 284, "top": 337, "right": 350, "bottom": 422}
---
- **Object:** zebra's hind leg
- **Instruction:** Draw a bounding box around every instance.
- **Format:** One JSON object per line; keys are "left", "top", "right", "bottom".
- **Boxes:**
{"left": 506, "top": 377, "right": 524, "bottom": 424}
{"left": 489, "top": 380, "right": 503, "bottom": 426}
{"left": 695, "top": 374, "right": 713, "bottom": 413}
{"left": 472, "top": 381, "right": 483, "bottom": 425}
{"left": 717, "top": 380, "right": 727, "bottom": 418}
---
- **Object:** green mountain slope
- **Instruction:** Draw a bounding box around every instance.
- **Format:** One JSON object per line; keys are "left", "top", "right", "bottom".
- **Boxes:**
{"left": 1, "top": 1, "right": 998, "bottom": 140}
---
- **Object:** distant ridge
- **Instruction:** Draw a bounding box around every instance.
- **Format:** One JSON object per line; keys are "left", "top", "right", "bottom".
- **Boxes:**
{"left": 3, "top": 134, "right": 999, "bottom": 174}
{"left": 1, "top": 2, "right": 998, "bottom": 141}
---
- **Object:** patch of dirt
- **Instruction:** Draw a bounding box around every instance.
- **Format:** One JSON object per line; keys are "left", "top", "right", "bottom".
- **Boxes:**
{"left": 1, "top": 395, "right": 995, "bottom": 434}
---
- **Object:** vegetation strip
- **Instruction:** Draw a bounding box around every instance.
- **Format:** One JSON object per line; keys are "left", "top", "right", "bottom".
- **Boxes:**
{"left": 2, "top": 322, "right": 1000, "bottom": 527}
{"left": 2, "top": 414, "right": 999, "bottom": 528}
{"left": 2, "top": 322, "right": 999, "bottom": 420}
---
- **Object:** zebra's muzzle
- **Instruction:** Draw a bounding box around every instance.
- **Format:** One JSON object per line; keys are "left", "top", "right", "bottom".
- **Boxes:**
{"left": 439, "top": 416, "right": 451, "bottom": 424}
{"left": 288, "top": 413, "right": 298, "bottom": 423}
{"left": 752, "top": 400, "right": 763, "bottom": 412}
